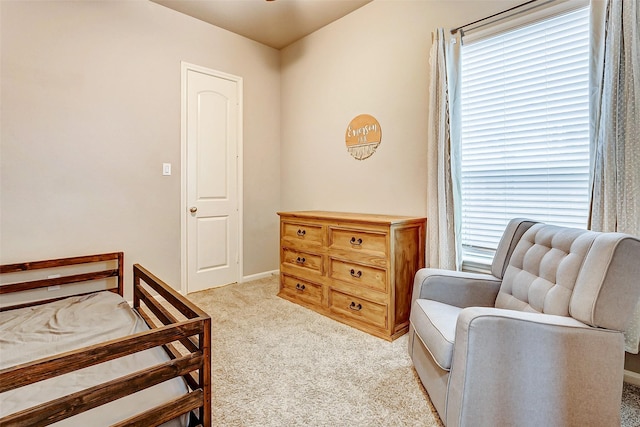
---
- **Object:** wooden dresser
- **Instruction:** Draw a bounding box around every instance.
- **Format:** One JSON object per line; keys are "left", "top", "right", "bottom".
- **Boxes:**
{"left": 277, "top": 211, "right": 426, "bottom": 341}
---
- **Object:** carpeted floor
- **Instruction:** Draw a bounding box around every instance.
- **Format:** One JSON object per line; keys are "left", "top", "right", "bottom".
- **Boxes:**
{"left": 187, "top": 275, "right": 640, "bottom": 426}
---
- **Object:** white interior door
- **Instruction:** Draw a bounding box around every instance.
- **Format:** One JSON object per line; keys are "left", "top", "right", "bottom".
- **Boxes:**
{"left": 183, "top": 64, "right": 241, "bottom": 293}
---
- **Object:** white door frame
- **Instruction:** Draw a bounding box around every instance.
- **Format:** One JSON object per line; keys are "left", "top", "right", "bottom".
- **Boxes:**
{"left": 180, "top": 61, "right": 243, "bottom": 295}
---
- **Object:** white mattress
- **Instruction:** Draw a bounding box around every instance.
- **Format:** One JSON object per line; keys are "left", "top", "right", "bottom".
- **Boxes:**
{"left": 0, "top": 291, "right": 190, "bottom": 426}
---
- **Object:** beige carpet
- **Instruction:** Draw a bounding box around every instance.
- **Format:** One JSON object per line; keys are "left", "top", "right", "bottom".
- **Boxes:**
{"left": 187, "top": 275, "right": 640, "bottom": 427}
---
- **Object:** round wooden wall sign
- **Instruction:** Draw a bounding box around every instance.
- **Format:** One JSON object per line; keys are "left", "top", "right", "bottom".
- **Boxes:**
{"left": 345, "top": 114, "right": 382, "bottom": 160}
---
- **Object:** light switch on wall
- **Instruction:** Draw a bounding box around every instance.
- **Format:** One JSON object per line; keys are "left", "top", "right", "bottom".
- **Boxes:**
{"left": 162, "top": 163, "right": 171, "bottom": 176}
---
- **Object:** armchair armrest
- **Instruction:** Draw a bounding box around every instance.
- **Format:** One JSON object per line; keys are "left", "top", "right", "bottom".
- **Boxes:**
{"left": 446, "top": 307, "right": 625, "bottom": 427}
{"left": 411, "top": 268, "right": 501, "bottom": 309}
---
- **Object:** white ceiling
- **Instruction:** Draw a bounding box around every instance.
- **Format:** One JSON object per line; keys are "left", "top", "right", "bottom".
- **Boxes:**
{"left": 150, "top": 0, "right": 372, "bottom": 50}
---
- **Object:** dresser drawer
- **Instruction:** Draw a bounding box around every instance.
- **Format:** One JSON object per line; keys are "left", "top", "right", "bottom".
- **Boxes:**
{"left": 282, "top": 221, "right": 323, "bottom": 247}
{"left": 329, "top": 258, "right": 387, "bottom": 293}
{"left": 282, "top": 248, "right": 323, "bottom": 275}
{"left": 329, "top": 289, "right": 387, "bottom": 329}
{"left": 329, "top": 227, "right": 387, "bottom": 257}
{"left": 281, "top": 274, "right": 323, "bottom": 305}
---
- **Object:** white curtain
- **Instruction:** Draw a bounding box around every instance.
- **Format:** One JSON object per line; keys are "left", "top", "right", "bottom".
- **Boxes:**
{"left": 426, "top": 28, "right": 461, "bottom": 270}
{"left": 589, "top": 0, "right": 640, "bottom": 352}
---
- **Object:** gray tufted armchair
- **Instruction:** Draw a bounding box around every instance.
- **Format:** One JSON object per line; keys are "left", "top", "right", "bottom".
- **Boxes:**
{"left": 408, "top": 218, "right": 640, "bottom": 426}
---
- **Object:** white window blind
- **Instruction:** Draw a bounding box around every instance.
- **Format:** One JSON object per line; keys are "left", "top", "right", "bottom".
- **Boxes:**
{"left": 460, "top": 6, "right": 590, "bottom": 260}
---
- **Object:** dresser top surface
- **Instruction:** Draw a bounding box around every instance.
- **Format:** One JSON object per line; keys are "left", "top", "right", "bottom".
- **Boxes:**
{"left": 277, "top": 210, "right": 426, "bottom": 225}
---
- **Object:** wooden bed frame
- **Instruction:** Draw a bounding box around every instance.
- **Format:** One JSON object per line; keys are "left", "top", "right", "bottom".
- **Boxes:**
{"left": 0, "top": 252, "right": 211, "bottom": 427}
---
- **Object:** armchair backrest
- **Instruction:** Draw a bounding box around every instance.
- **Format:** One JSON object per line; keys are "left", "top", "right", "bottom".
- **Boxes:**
{"left": 493, "top": 219, "right": 640, "bottom": 331}
{"left": 490, "top": 218, "right": 538, "bottom": 279}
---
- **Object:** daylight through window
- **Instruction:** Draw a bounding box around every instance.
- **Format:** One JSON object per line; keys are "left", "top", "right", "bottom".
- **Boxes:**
{"left": 460, "top": 6, "right": 591, "bottom": 264}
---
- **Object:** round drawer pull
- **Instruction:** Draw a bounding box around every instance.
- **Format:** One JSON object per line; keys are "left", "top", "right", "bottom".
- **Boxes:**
{"left": 295, "top": 283, "right": 306, "bottom": 291}
{"left": 349, "top": 301, "right": 363, "bottom": 311}
{"left": 297, "top": 229, "right": 306, "bottom": 237}
{"left": 350, "top": 237, "right": 363, "bottom": 246}
{"left": 350, "top": 269, "right": 362, "bottom": 278}
{"left": 296, "top": 256, "right": 306, "bottom": 264}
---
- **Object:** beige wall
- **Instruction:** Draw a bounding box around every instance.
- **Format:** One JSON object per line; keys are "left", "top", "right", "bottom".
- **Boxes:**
{"left": 0, "top": 0, "right": 524, "bottom": 298}
{"left": 0, "top": 0, "right": 281, "bottom": 297}
{"left": 4, "top": 0, "right": 638, "bottom": 373}
{"left": 280, "top": 0, "right": 640, "bottom": 375}
{"left": 280, "top": 0, "right": 520, "bottom": 217}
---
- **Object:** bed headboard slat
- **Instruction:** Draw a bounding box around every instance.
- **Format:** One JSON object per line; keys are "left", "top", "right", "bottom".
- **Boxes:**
{"left": 0, "top": 269, "right": 120, "bottom": 294}
{"left": 0, "top": 252, "right": 124, "bottom": 310}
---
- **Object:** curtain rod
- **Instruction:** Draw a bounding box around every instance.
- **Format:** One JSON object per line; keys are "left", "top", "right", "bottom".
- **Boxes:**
{"left": 450, "top": 0, "right": 540, "bottom": 35}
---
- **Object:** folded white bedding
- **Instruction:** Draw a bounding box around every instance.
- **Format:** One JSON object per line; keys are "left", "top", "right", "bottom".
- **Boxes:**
{"left": 0, "top": 291, "right": 189, "bottom": 426}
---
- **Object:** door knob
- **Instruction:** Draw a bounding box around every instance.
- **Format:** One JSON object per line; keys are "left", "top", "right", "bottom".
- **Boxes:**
{"left": 189, "top": 207, "right": 197, "bottom": 213}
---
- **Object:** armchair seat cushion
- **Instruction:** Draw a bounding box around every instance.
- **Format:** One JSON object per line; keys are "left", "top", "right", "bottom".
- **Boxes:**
{"left": 410, "top": 299, "right": 461, "bottom": 370}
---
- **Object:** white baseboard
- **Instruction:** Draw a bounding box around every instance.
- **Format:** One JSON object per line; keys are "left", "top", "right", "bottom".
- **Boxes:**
{"left": 134, "top": 271, "right": 279, "bottom": 302}
{"left": 242, "top": 269, "right": 279, "bottom": 282}
{"left": 624, "top": 369, "right": 640, "bottom": 386}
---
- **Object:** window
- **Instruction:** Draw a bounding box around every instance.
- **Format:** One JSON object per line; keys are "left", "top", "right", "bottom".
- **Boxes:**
{"left": 460, "top": 6, "right": 591, "bottom": 266}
